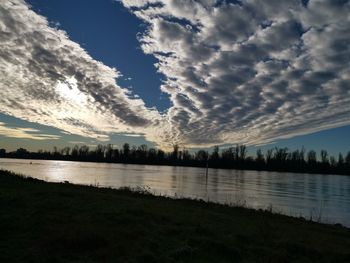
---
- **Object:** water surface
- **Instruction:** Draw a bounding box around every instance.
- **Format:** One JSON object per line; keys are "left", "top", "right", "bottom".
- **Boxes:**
{"left": 1, "top": 158, "right": 349, "bottom": 227}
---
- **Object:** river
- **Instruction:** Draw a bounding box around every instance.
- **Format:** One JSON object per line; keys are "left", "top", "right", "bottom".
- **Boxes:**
{"left": 1, "top": 158, "right": 349, "bottom": 227}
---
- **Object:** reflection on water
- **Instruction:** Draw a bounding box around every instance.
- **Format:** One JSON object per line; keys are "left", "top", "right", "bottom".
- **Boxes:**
{"left": 1, "top": 158, "right": 350, "bottom": 227}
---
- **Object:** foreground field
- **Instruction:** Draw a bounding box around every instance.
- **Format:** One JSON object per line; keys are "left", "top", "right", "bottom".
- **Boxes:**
{"left": 1, "top": 170, "right": 350, "bottom": 262}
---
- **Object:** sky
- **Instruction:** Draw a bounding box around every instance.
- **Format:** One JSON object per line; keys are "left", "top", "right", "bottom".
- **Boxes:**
{"left": 0, "top": 0, "right": 349, "bottom": 156}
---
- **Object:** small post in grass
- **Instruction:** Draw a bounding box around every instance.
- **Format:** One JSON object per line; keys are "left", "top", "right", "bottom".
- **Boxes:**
{"left": 205, "top": 152, "right": 209, "bottom": 201}
{"left": 205, "top": 154, "right": 209, "bottom": 182}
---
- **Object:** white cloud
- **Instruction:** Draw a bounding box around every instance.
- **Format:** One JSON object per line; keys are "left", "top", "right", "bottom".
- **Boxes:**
{"left": 68, "top": 141, "right": 86, "bottom": 144}
{"left": 0, "top": 0, "right": 350, "bottom": 149}
{"left": 118, "top": 133, "right": 145, "bottom": 137}
{"left": 119, "top": 0, "right": 350, "bottom": 147}
{"left": 0, "top": 122, "right": 61, "bottom": 140}
{"left": 0, "top": 0, "right": 166, "bottom": 145}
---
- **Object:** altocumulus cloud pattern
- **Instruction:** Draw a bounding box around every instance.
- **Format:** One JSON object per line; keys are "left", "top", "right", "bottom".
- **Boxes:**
{"left": 0, "top": 0, "right": 350, "bottom": 148}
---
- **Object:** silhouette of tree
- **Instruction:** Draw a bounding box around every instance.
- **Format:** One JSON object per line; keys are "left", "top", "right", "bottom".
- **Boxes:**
{"left": 71, "top": 145, "right": 79, "bottom": 159}
{"left": 182, "top": 148, "right": 192, "bottom": 163}
{"left": 95, "top": 145, "right": 105, "bottom": 161}
{"left": 15, "top": 148, "right": 29, "bottom": 158}
{"left": 148, "top": 148, "right": 157, "bottom": 163}
{"left": 122, "top": 143, "right": 130, "bottom": 161}
{"left": 330, "top": 156, "right": 336, "bottom": 167}
{"left": 105, "top": 144, "right": 113, "bottom": 162}
{"left": 1, "top": 143, "right": 349, "bottom": 175}
{"left": 61, "top": 147, "right": 71, "bottom": 156}
{"left": 307, "top": 150, "right": 317, "bottom": 165}
{"left": 239, "top": 145, "right": 247, "bottom": 161}
{"left": 79, "top": 145, "right": 89, "bottom": 158}
{"left": 266, "top": 149, "right": 273, "bottom": 165}
{"left": 234, "top": 145, "right": 239, "bottom": 161}
{"left": 172, "top": 144, "right": 179, "bottom": 162}
{"left": 338, "top": 153, "right": 344, "bottom": 168}
{"left": 221, "top": 147, "right": 234, "bottom": 167}
{"left": 136, "top": 144, "right": 148, "bottom": 162}
{"left": 255, "top": 149, "right": 265, "bottom": 168}
{"left": 112, "top": 148, "right": 120, "bottom": 162}
{"left": 157, "top": 149, "right": 165, "bottom": 162}
{"left": 320, "top": 150, "right": 329, "bottom": 165}
{"left": 0, "top": 148, "right": 6, "bottom": 157}
{"left": 346, "top": 151, "right": 350, "bottom": 166}
{"left": 196, "top": 150, "right": 208, "bottom": 163}
{"left": 211, "top": 146, "right": 219, "bottom": 160}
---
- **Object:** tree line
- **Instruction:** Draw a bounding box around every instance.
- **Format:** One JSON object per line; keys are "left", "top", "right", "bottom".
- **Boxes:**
{"left": 0, "top": 144, "right": 349, "bottom": 175}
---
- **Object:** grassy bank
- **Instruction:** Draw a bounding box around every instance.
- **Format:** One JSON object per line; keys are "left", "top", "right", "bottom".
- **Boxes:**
{"left": 1, "top": 170, "right": 350, "bottom": 262}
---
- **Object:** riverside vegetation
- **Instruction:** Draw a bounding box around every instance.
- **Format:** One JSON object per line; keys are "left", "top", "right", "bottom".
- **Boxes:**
{"left": 1, "top": 143, "right": 350, "bottom": 175}
{"left": 1, "top": 170, "right": 350, "bottom": 262}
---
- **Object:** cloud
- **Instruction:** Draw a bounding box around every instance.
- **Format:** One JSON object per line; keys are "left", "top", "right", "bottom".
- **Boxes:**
{"left": 1, "top": 0, "right": 350, "bottom": 149}
{"left": 119, "top": 0, "right": 350, "bottom": 147}
{"left": 68, "top": 141, "right": 87, "bottom": 145}
{"left": 0, "top": 122, "right": 61, "bottom": 140}
{"left": 118, "top": 133, "right": 145, "bottom": 137}
{"left": 0, "top": 0, "right": 165, "bottom": 144}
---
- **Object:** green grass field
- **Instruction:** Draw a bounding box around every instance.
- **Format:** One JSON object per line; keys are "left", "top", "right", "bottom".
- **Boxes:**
{"left": 1, "top": 170, "right": 350, "bottom": 262}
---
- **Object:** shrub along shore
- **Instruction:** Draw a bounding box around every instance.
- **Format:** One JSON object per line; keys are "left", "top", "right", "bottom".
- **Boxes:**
{"left": 1, "top": 143, "right": 350, "bottom": 175}
{"left": 1, "top": 169, "right": 350, "bottom": 262}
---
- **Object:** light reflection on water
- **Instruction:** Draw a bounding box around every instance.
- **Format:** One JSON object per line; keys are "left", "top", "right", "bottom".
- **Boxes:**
{"left": 1, "top": 158, "right": 350, "bottom": 227}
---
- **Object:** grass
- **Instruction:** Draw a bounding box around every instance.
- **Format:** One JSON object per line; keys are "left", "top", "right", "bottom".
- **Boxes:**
{"left": 1, "top": 170, "right": 350, "bottom": 262}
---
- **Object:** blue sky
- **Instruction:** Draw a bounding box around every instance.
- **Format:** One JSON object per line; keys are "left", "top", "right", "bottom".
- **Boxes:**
{"left": 0, "top": 0, "right": 349, "bottom": 157}
{"left": 28, "top": 0, "right": 170, "bottom": 111}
